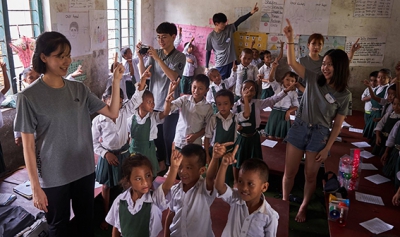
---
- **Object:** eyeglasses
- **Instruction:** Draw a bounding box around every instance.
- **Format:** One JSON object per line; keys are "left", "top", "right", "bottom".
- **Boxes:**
{"left": 156, "top": 35, "right": 169, "bottom": 41}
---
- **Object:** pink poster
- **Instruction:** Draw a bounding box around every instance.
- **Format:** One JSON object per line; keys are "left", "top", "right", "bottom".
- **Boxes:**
{"left": 176, "top": 24, "right": 215, "bottom": 67}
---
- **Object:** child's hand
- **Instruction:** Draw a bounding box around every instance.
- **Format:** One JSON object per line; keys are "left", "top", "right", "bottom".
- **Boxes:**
{"left": 105, "top": 152, "right": 119, "bottom": 166}
{"left": 271, "top": 58, "right": 279, "bottom": 69}
{"left": 373, "top": 117, "right": 381, "bottom": 123}
{"left": 232, "top": 63, "right": 238, "bottom": 72}
{"left": 284, "top": 83, "right": 296, "bottom": 93}
{"left": 250, "top": 2, "right": 259, "bottom": 14}
{"left": 285, "top": 110, "right": 291, "bottom": 121}
{"left": 283, "top": 19, "right": 294, "bottom": 40}
{"left": 221, "top": 145, "right": 239, "bottom": 166}
{"left": 178, "top": 25, "right": 182, "bottom": 35}
{"left": 190, "top": 37, "right": 195, "bottom": 43}
{"left": 279, "top": 40, "right": 284, "bottom": 48}
{"left": 0, "top": 62, "right": 6, "bottom": 70}
{"left": 170, "top": 148, "right": 183, "bottom": 170}
{"left": 392, "top": 190, "right": 400, "bottom": 206}
{"left": 375, "top": 135, "right": 381, "bottom": 146}
{"left": 165, "top": 91, "right": 174, "bottom": 104}
{"left": 362, "top": 79, "right": 370, "bottom": 87}
{"left": 168, "top": 77, "right": 180, "bottom": 94}
{"left": 187, "top": 58, "right": 194, "bottom": 64}
{"left": 70, "top": 65, "right": 83, "bottom": 77}
{"left": 140, "top": 65, "right": 152, "bottom": 81}
{"left": 213, "top": 142, "right": 235, "bottom": 160}
{"left": 113, "top": 52, "right": 125, "bottom": 83}
{"left": 186, "top": 134, "right": 197, "bottom": 144}
{"left": 350, "top": 38, "right": 361, "bottom": 54}
{"left": 381, "top": 152, "right": 388, "bottom": 165}
{"left": 257, "top": 74, "right": 264, "bottom": 80}
{"left": 243, "top": 86, "right": 253, "bottom": 100}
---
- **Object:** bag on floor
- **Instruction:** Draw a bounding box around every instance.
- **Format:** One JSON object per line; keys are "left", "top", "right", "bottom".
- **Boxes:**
{"left": 0, "top": 205, "right": 35, "bottom": 237}
{"left": 323, "top": 171, "right": 341, "bottom": 193}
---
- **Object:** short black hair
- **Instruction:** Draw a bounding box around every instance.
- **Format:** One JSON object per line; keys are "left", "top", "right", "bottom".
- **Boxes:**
{"left": 370, "top": 71, "right": 378, "bottom": 78}
{"left": 120, "top": 154, "right": 153, "bottom": 188}
{"left": 142, "top": 90, "right": 154, "bottom": 100}
{"left": 215, "top": 89, "right": 234, "bottom": 105}
{"left": 379, "top": 68, "right": 392, "bottom": 78}
{"left": 193, "top": 74, "right": 210, "bottom": 88}
{"left": 241, "top": 79, "right": 258, "bottom": 93}
{"left": 213, "top": 13, "right": 227, "bottom": 24}
{"left": 388, "top": 84, "right": 396, "bottom": 92}
{"left": 240, "top": 159, "right": 270, "bottom": 182}
{"left": 156, "top": 22, "right": 177, "bottom": 36}
{"left": 181, "top": 144, "right": 206, "bottom": 167}
{"left": 102, "top": 86, "right": 124, "bottom": 100}
{"left": 241, "top": 48, "right": 253, "bottom": 56}
{"left": 281, "top": 71, "right": 299, "bottom": 82}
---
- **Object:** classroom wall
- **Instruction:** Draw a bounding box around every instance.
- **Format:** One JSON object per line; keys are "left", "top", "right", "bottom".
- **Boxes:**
{"left": 153, "top": 0, "right": 400, "bottom": 111}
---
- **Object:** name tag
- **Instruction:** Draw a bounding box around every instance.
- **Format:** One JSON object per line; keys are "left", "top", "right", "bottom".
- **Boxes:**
{"left": 241, "top": 122, "right": 252, "bottom": 127}
{"left": 325, "top": 93, "right": 336, "bottom": 104}
{"left": 168, "top": 63, "right": 174, "bottom": 69}
{"left": 226, "top": 38, "right": 231, "bottom": 43}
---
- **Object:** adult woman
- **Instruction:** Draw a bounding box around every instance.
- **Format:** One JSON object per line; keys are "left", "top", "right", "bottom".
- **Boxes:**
{"left": 282, "top": 19, "right": 352, "bottom": 222}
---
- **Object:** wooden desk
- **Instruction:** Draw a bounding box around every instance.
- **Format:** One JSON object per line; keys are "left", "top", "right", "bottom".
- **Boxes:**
{"left": 261, "top": 136, "right": 286, "bottom": 176}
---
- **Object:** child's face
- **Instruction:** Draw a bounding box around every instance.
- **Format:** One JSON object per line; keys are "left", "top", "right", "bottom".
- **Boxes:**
{"left": 392, "top": 98, "right": 400, "bottom": 114}
{"left": 191, "top": 80, "right": 208, "bottom": 102}
{"left": 252, "top": 49, "right": 259, "bottom": 60}
{"left": 24, "top": 70, "right": 40, "bottom": 85}
{"left": 237, "top": 170, "right": 268, "bottom": 203}
{"left": 123, "top": 48, "right": 133, "bottom": 60}
{"left": 140, "top": 94, "right": 155, "bottom": 113}
{"left": 241, "top": 82, "right": 256, "bottom": 99}
{"left": 282, "top": 75, "right": 296, "bottom": 89}
{"left": 240, "top": 53, "right": 253, "bottom": 67}
{"left": 377, "top": 72, "right": 388, "bottom": 85}
{"left": 308, "top": 39, "right": 323, "bottom": 55}
{"left": 187, "top": 45, "right": 194, "bottom": 54}
{"left": 387, "top": 89, "right": 395, "bottom": 103}
{"left": 263, "top": 53, "right": 272, "bottom": 65}
{"left": 42, "top": 45, "right": 72, "bottom": 77}
{"left": 178, "top": 155, "right": 205, "bottom": 187}
{"left": 129, "top": 165, "right": 153, "bottom": 198}
{"left": 369, "top": 76, "right": 378, "bottom": 88}
{"left": 209, "top": 71, "right": 222, "bottom": 85}
{"left": 215, "top": 95, "right": 233, "bottom": 118}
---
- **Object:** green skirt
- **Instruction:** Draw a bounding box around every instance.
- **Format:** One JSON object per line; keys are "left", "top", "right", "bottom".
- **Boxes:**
{"left": 95, "top": 146, "right": 130, "bottom": 187}
{"left": 363, "top": 110, "right": 380, "bottom": 139}
{"left": 234, "top": 131, "right": 262, "bottom": 168}
{"left": 383, "top": 148, "right": 399, "bottom": 179}
{"left": 264, "top": 109, "right": 291, "bottom": 138}
{"left": 129, "top": 140, "right": 159, "bottom": 176}
{"left": 372, "top": 135, "right": 388, "bottom": 157}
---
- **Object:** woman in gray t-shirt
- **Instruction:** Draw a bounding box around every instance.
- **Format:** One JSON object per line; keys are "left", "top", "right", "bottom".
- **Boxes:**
{"left": 282, "top": 20, "right": 352, "bottom": 223}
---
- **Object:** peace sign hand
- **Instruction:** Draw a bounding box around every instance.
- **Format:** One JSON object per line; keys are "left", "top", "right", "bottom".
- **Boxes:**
{"left": 221, "top": 145, "right": 239, "bottom": 166}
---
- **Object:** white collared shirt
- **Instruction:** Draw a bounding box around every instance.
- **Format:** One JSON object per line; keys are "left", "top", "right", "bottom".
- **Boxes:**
{"left": 122, "top": 57, "right": 141, "bottom": 83}
{"left": 374, "top": 111, "right": 400, "bottom": 132}
{"left": 232, "top": 91, "right": 287, "bottom": 128}
{"left": 126, "top": 110, "right": 164, "bottom": 141}
{"left": 205, "top": 112, "right": 244, "bottom": 145}
{"left": 374, "top": 84, "right": 389, "bottom": 100}
{"left": 386, "top": 120, "right": 400, "bottom": 147}
{"left": 182, "top": 44, "right": 197, "bottom": 77}
{"left": 92, "top": 85, "right": 145, "bottom": 158}
{"left": 171, "top": 95, "right": 213, "bottom": 149}
{"left": 270, "top": 81, "right": 299, "bottom": 109}
{"left": 251, "top": 58, "right": 262, "bottom": 67}
{"left": 235, "top": 64, "right": 258, "bottom": 96}
{"left": 106, "top": 73, "right": 131, "bottom": 100}
{"left": 361, "top": 87, "right": 372, "bottom": 112}
{"left": 169, "top": 177, "right": 217, "bottom": 237}
{"left": 218, "top": 185, "right": 279, "bottom": 237}
{"left": 206, "top": 72, "right": 236, "bottom": 103}
{"left": 258, "top": 64, "right": 273, "bottom": 89}
{"left": 106, "top": 184, "right": 169, "bottom": 237}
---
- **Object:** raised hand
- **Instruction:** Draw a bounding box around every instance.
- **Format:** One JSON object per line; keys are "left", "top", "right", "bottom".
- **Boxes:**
{"left": 251, "top": 3, "right": 259, "bottom": 14}
{"left": 212, "top": 142, "right": 235, "bottom": 159}
{"left": 113, "top": 53, "right": 125, "bottom": 82}
{"left": 271, "top": 58, "right": 279, "bottom": 69}
{"left": 221, "top": 145, "right": 239, "bottom": 166}
{"left": 170, "top": 148, "right": 183, "bottom": 169}
{"left": 283, "top": 19, "right": 294, "bottom": 40}
{"left": 350, "top": 38, "right": 361, "bottom": 54}
{"left": 168, "top": 76, "right": 180, "bottom": 94}
{"left": 140, "top": 65, "right": 152, "bottom": 81}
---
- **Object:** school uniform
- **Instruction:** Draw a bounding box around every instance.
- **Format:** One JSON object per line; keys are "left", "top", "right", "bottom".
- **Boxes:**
{"left": 106, "top": 184, "right": 169, "bottom": 237}
{"left": 372, "top": 112, "right": 400, "bottom": 157}
{"left": 384, "top": 121, "right": 400, "bottom": 188}
{"left": 233, "top": 92, "right": 287, "bottom": 167}
{"left": 127, "top": 110, "right": 164, "bottom": 176}
{"left": 218, "top": 185, "right": 279, "bottom": 237}
{"left": 0, "top": 91, "right": 5, "bottom": 173}
{"left": 363, "top": 84, "right": 389, "bottom": 139}
{"left": 180, "top": 44, "right": 198, "bottom": 95}
{"left": 206, "top": 72, "right": 236, "bottom": 113}
{"left": 251, "top": 58, "right": 262, "bottom": 68}
{"left": 122, "top": 57, "right": 140, "bottom": 99}
{"left": 264, "top": 81, "right": 299, "bottom": 138}
{"left": 361, "top": 87, "right": 373, "bottom": 124}
{"left": 258, "top": 64, "right": 276, "bottom": 99}
{"left": 234, "top": 64, "right": 258, "bottom": 97}
{"left": 168, "top": 177, "right": 217, "bottom": 237}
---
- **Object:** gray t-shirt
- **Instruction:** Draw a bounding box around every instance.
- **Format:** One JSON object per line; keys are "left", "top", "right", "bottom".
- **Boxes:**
{"left": 14, "top": 77, "right": 106, "bottom": 188}
{"left": 206, "top": 24, "right": 237, "bottom": 67}
{"left": 145, "top": 48, "right": 186, "bottom": 111}
{"left": 297, "top": 69, "right": 352, "bottom": 128}
{"left": 297, "top": 55, "right": 323, "bottom": 98}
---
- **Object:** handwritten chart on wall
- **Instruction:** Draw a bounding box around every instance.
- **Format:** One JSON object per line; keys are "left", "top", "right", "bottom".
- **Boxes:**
{"left": 345, "top": 36, "right": 386, "bottom": 66}
{"left": 298, "top": 35, "right": 346, "bottom": 58}
{"left": 354, "top": 0, "right": 393, "bottom": 18}
{"left": 175, "top": 24, "right": 215, "bottom": 67}
{"left": 69, "top": 0, "right": 95, "bottom": 12}
{"left": 233, "top": 32, "right": 268, "bottom": 58}
{"left": 283, "top": 0, "right": 332, "bottom": 35}
{"left": 259, "top": 0, "right": 285, "bottom": 33}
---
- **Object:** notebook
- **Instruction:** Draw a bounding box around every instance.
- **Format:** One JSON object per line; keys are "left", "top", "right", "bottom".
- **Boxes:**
{"left": 13, "top": 180, "right": 33, "bottom": 200}
{"left": 0, "top": 193, "right": 17, "bottom": 206}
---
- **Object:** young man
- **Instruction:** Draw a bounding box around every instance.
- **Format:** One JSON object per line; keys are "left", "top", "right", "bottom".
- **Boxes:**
{"left": 205, "top": 3, "right": 259, "bottom": 79}
{"left": 137, "top": 22, "right": 186, "bottom": 170}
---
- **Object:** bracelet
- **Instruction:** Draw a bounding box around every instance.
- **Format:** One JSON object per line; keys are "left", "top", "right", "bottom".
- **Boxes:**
{"left": 287, "top": 42, "right": 295, "bottom": 44}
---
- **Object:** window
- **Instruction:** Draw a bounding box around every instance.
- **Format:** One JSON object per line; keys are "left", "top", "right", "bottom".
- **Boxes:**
{"left": 0, "top": 0, "right": 43, "bottom": 93}
{"left": 107, "top": 0, "right": 134, "bottom": 67}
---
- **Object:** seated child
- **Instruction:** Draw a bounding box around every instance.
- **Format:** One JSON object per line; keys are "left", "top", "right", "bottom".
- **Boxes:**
{"left": 106, "top": 152, "right": 182, "bottom": 237}
{"left": 165, "top": 144, "right": 217, "bottom": 237}
{"left": 180, "top": 37, "right": 198, "bottom": 95}
{"left": 232, "top": 80, "right": 294, "bottom": 184}
{"left": 206, "top": 66, "right": 237, "bottom": 113}
{"left": 234, "top": 48, "right": 259, "bottom": 100}
{"left": 214, "top": 146, "right": 279, "bottom": 237}
{"left": 381, "top": 117, "right": 400, "bottom": 182}
{"left": 361, "top": 71, "right": 378, "bottom": 124}
{"left": 264, "top": 70, "right": 299, "bottom": 139}
{"left": 171, "top": 74, "right": 213, "bottom": 150}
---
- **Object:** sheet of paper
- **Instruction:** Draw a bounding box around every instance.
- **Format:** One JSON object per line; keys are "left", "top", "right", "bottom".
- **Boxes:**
{"left": 261, "top": 139, "right": 278, "bottom": 148}
{"left": 359, "top": 218, "right": 393, "bottom": 234}
{"left": 94, "top": 181, "right": 102, "bottom": 189}
{"left": 361, "top": 163, "right": 378, "bottom": 170}
{"left": 351, "top": 141, "right": 371, "bottom": 148}
{"left": 365, "top": 174, "right": 391, "bottom": 184}
{"left": 349, "top": 127, "right": 363, "bottom": 133}
{"left": 360, "top": 150, "right": 374, "bottom": 159}
{"left": 290, "top": 115, "right": 295, "bottom": 121}
{"left": 341, "top": 121, "right": 352, "bottom": 128}
{"left": 355, "top": 192, "right": 384, "bottom": 205}
{"left": 263, "top": 107, "right": 272, "bottom": 112}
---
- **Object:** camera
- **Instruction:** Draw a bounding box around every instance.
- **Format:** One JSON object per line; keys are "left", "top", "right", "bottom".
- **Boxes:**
{"left": 139, "top": 45, "right": 150, "bottom": 55}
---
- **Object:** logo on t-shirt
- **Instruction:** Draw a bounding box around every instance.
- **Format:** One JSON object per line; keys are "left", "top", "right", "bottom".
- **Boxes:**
{"left": 178, "top": 62, "right": 184, "bottom": 70}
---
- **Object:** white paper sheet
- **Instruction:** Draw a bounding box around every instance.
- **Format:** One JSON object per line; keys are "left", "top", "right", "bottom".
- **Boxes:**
{"left": 355, "top": 192, "right": 384, "bottom": 205}
{"left": 365, "top": 174, "right": 391, "bottom": 184}
{"left": 360, "top": 150, "right": 374, "bottom": 159}
{"left": 263, "top": 107, "right": 272, "bottom": 112}
{"left": 261, "top": 139, "right": 278, "bottom": 148}
{"left": 342, "top": 121, "right": 352, "bottom": 128}
{"left": 290, "top": 115, "right": 295, "bottom": 121}
{"left": 349, "top": 127, "right": 363, "bottom": 133}
{"left": 361, "top": 163, "right": 378, "bottom": 170}
{"left": 359, "top": 218, "right": 393, "bottom": 234}
{"left": 351, "top": 141, "right": 371, "bottom": 148}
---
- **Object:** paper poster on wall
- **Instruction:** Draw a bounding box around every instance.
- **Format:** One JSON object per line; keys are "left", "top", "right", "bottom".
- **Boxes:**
{"left": 268, "top": 33, "right": 300, "bottom": 59}
{"left": 354, "top": 0, "right": 393, "bottom": 18}
{"left": 233, "top": 32, "right": 268, "bottom": 59}
{"left": 259, "top": 0, "right": 285, "bottom": 33}
{"left": 283, "top": 0, "right": 332, "bottom": 35}
{"left": 235, "top": 7, "right": 252, "bottom": 30}
{"left": 345, "top": 36, "right": 386, "bottom": 67}
{"left": 57, "top": 13, "right": 91, "bottom": 57}
{"left": 175, "top": 24, "right": 215, "bottom": 67}
{"left": 298, "top": 35, "right": 346, "bottom": 58}
{"left": 69, "top": 0, "right": 95, "bottom": 12}
{"left": 89, "top": 10, "right": 107, "bottom": 51}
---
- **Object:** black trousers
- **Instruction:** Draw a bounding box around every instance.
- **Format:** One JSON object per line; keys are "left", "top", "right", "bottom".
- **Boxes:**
{"left": 154, "top": 112, "right": 179, "bottom": 166}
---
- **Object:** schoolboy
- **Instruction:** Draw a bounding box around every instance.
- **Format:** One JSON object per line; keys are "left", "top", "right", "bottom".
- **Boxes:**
{"left": 170, "top": 74, "right": 213, "bottom": 150}
{"left": 361, "top": 71, "right": 378, "bottom": 124}
{"left": 206, "top": 66, "right": 237, "bottom": 113}
{"left": 180, "top": 37, "right": 198, "bottom": 95}
{"left": 205, "top": 4, "right": 259, "bottom": 79}
{"left": 234, "top": 48, "right": 258, "bottom": 99}
{"left": 250, "top": 39, "right": 262, "bottom": 67}
{"left": 214, "top": 146, "right": 279, "bottom": 237}
{"left": 258, "top": 50, "right": 276, "bottom": 99}
{"left": 121, "top": 47, "right": 140, "bottom": 99}
{"left": 165, "top": 144, "right": 217, "bottom": 237}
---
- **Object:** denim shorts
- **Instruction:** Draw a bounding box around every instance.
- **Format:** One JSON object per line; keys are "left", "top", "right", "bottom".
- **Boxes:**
{"left": 284, "top": 118, "right": 330, "bottom": 153}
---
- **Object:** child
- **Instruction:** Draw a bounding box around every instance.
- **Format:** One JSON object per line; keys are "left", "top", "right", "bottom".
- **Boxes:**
{"left": 361, "top": 71, "right": 378, "bottom": 124}
{"left": 363, "top": 69, "right": 391, "bottom": 139}
{"left": 265, "top": 71, "right": 299, "bottom": 139}
{"left": 165, "top": 144, "right": 217, "bottom": 237}
{"left": 233, "top": 80, "right": 294, "bottom": 185}
{"left": 213, "top": 146, "right": 279, "bottom": 236}
{"left": 127, "top": 77, "right": 178, "bottom": 176}
{"left": 382, "top": 120, "right": 400, "bottom": 187}
{"left": 92, "top": 66, "right": 150, "bottom": 230}
{"left": 180, "top": 37, "right": 198, "bottom": 95}
{"left": 250, "top": 39, "right": 262, "bottom": 67}
{"left": 234, "top": 48, "right": 259, "bottom": 100}
{"left": 171, "top": 74, "right": 213, "bottom": 150}
{"left": 0, "top": 62, "right": 10, "bottom": 173}
{"left": 106, "top": 152, "right": 182, "bottom": 237}
{"left": 106, "top": 58, "right": 129, "bottom": 100}
{"left": 121, "top": 47, "right": 140, "bottom": 99}
{"left": 206, "top": 66, "right": 237, "bottom": 113}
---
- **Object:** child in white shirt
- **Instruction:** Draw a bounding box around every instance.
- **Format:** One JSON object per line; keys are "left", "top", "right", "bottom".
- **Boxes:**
{"left": 234, "top": 48, "right": 258, "bottom": 99}
{"left": 0, "top": 62, "right": 10, "bottom": 173}
{"left": 180, "top": 37, "right": 198, "bottom": 95}
{"left": 206, "top": 67, "right": 236, "bottom": 113}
